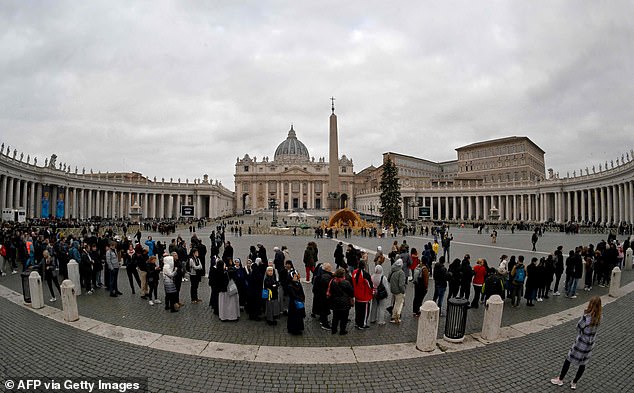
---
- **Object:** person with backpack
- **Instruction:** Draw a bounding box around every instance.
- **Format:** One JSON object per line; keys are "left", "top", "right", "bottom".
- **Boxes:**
{"left": 412, "top": 259, "right": 429, "bottom": 317}
{"left": 482, "top": 267, "right": 506, "bottom": 301}
{"left": 510, "top": 256, "right": 526, "bottom": 307}
{"left": 388, "top": 258, "right": 406, "bottom": 324}
{"left": 369, "top": 265, "right": 389, "bottom": 325}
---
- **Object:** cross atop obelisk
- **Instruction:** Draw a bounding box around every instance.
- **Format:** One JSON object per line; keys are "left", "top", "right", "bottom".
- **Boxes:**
{"left": 330, "top": 96, "right": 335, "bottom": 114}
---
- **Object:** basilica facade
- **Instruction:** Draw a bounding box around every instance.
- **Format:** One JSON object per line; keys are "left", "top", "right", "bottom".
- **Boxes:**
{"left": 234, "top": 125, "right": 354, "bottom": 212}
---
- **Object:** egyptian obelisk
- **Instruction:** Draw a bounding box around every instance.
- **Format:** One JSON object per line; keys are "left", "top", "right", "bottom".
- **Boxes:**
{"left": 328, "top": 97, "right": 340, "bottom": 211}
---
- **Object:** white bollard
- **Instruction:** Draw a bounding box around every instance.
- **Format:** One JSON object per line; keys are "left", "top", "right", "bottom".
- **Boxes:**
{"left": 625, "top": 248, "right": 633, "bottom": 271}
{"left": 609, "top": 267, "right": 621, "bottom": 298}
{"left": 67, "top": 260, "right": 81, "bottom": 296}
{"left": 61, "top": 279, "right": 79, "bottom": 322}
{"left": 416, "top": 300, "right": 439, "bottom": 352}
{"left": 481, "top": 295, "right": 504, "bottom": 341}
{"left": 28, "top": 271, "right": 44, "bottom": 309}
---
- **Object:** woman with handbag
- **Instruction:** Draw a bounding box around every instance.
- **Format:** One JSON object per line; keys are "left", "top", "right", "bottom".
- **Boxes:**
{"left": 286, "top": 271, "right": 306, "bottom": 335}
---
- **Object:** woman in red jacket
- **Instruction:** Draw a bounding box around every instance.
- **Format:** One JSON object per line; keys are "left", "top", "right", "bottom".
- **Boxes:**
{"left": 352, "top": 261, "right": 374, "bottom": 329}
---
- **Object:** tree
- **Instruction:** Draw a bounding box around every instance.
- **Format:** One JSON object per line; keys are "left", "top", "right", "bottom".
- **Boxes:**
{"left": 379, "top": 157, "right": 402, "bottom": 228}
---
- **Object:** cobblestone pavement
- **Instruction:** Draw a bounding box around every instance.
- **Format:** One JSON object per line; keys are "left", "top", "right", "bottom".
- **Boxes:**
{"left": 1, "top": 285, "right": 632, "bottom": 392}
{"left": 1, "top": 227, "right": 631, "bottom": 347}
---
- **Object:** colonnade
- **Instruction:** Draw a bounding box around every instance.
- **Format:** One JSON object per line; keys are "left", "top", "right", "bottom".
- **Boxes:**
{"left": 395, "top": 179, "right": 634, "bottom": 224}
{"left": 0, "top": 174, "right": 232, "bottom": 220}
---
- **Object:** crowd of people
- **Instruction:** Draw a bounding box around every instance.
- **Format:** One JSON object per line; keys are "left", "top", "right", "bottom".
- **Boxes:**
{"left": 1, "top": 218, "right": 632, "bottom": 338}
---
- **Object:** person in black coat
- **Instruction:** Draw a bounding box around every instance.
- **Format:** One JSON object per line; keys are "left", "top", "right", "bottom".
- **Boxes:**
{"left": 286, "top": 271, "right": 306, "bottom": 335}
{"left": 246, "top": 258, "right": 265, "bottom": 320}
{"left": 334, "top": 243, "right": 345, "bottom": 269}
{"left": 447, "top": 258, "right": 462, "bottom": 299}
{"left": 209, "top": 258, "right": 225, "bottom": 315}
{"left": 536, "top": 257, "right": 547, "bottom": 301}
{"left": 458, "top": 255, "right": 473, "bottom": 300}
{"left": 544, "top": 255, "right": 555, "bottom": 299}
{"left": 554, "top": 246, "right": 565, "bottom": 295}
{"left": 313, "top": 263, "right": 333, "bottom": 329}
{"left": 524, "top": 257, "right": 539, "bottom": 306}
{"left": 328, "top": 268, "right": 354, "bottom": 335}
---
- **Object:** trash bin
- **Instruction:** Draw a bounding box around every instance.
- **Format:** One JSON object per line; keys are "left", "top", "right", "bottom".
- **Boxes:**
{"left": 21, "top": 270, "right": 32, "bottom": 303}
{"left": 443, "top": 297, "right": 469, "bottom": 343}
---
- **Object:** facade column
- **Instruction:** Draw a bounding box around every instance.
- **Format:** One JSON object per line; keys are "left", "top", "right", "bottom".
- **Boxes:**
{"left": 599, "top": 188, "right": 605, "bottom": 224}
{"left": 629, "top": 181, "right": 634, "bottom": 223}
{"left": 429, "top": 197, "right": 435, "bottom": 220}
{"left": 167, "top": 195, "right": 174, "bottom": 218}
{"left": 580, "top": 190, "right": 586, "bottom": 222}
{"left": 28, "top": 182, "right": 36, "bottom": 218}
{"left": 437, "top": 196, "right": 442, "bottom": 220}
{"left": 459, "top": 196, "right": 464, "bottom": 220}
{"left": 64, "top": 187, "right": 70, "bottom": 219}
{"left": 475, "top": 196, "right": 480, "bottom": 220}
{"left": 86, "top": 189, "right": 92, "bottom": 218}
{"left": 159, "top": 194, "right": 165, "bottom": 219}
{"left": 619, "top": 183, "right": 625, "bottom": 223}
{"left": 527, "top": 194, "right": 532, "bottom": 221}
{"left": 7, "top": 177, "right": 15, "bottom": 208}
{"left": 20, "top": 180, "right": 27, "bottom": 210}
{"left": 286, "top": 182, "right": 291, "bottom": 211}
{"left": 573, "top": 190, "right": 578, "bottom": 221}
{"left": 0, "top": 175, "right": 7, "bottom": 208}
{"left": 606, "top": 186, "right": 613, "bottom": 223}
{"left": 593, "top": 188, "right": 599, "bottom": 223}
{"left": 482, "top": 195, "right": 488, "bottom": 220}
{"left": 151, "top": 194, "right": 156, "bottom": 218}
{"left": 299, "top": 182, "right": 304, "bottom": 210}
{"left": 78, "top": 189, "right": 84, "bottom": 219}
{"left": 466, "top": 196, "right": 471, "bottom": 220}
{"left": 564, "top": 192, "right": 570, "bottom": 222}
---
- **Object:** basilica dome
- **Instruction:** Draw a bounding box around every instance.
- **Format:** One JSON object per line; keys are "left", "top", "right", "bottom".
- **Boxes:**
{"left": 274, "top": 125, "right": 310, "bottom": 162}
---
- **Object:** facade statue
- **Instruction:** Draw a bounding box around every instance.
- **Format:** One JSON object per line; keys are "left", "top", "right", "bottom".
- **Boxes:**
{"left": 20, "top": 152, "right": 23, "bottom": 161}
{"left": 13, "top": 149, "right": 17, "bottom": 158}
{"left": 49, "top": 154, "right": 57, "bottom": 168}
{"left": 34, "top": 157, "right": 37, "bottom": 165}
{"left": 45, "top": 158, "right": 48, "bottom": 167}
{"left": 26, "top": 155, "right": 30, "bottom": 163}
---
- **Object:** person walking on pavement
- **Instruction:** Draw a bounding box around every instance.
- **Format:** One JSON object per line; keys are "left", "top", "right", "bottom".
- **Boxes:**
{"left": 531, "top": 230, "right": 539, "bottom": 252}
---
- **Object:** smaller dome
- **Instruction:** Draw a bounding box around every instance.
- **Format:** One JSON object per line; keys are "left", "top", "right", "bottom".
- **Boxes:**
{"left": 274, "top": 125, "right": 310, "bottom": 162}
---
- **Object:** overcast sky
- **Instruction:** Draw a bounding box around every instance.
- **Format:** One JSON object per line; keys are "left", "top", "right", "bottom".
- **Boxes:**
{"left": 1, "top": 1, "right": 633, "bottom": 189}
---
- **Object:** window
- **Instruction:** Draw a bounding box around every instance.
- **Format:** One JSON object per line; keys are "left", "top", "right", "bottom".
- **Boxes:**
{"left": 244, "top": 166, "right": 249, "bottom": 172}
{"left": 342, "top": 167, "right": 347, "bottom": 173}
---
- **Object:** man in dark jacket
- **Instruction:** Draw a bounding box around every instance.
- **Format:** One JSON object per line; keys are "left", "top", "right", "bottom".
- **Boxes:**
{"left": 564, "top": 250, "right": 577, "bottom": 298}
{"left": 433, "top": 257, "right": 448, "bottom": 316}
{"left": 313, "top": 263, "right": 333, "bottom": 329}
{"left": 328, "top": 268, "right": 354, "bottom": 335}
{"left": 553, "top": 246, "right": 564, "bottom": 295}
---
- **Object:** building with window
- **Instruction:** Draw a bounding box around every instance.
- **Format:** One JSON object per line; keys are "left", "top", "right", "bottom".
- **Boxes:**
{"left": 234, "top": 124, "right": 354, "bottom": 212}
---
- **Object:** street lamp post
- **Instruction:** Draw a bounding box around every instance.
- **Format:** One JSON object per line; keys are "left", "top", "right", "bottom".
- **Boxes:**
{"left": 269, "top": 198, "right": 278, "bottom": 227}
